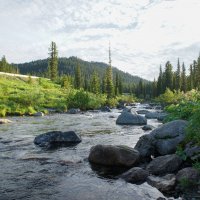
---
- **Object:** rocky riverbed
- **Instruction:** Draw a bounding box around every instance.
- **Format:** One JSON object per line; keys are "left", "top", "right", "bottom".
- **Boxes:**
{"left": 0, "top": 107, "right": 195, "bottom": 200}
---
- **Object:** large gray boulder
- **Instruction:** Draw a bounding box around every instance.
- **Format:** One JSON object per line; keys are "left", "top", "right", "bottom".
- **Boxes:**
{"left": 147, "top": 174, "right": 176, "bottom": 192}
{"left": 116, "top": 110, "right": 147, "bottom": 125}
{"left": 33, "top": 112, "right": 44, "bottom": 117}
{"left": 119, "top": 167, "right": 149, "bottom": 184}
{"left": 34, "top": 131, "right": 82, "bottom": 148}
{"left": 184, "top": 142, "right": 200, "bottom": 161}
{"left": 135, "top": 120, "right": 188, "bottom": 157}
{"left": 88, "top": 145, "right": 140, "bottom": 167}
{"left": 146, "top": 154, "right": 183, "bottom": 175}
{"left": 152, "top": 120, "right": 188, "bottom": 155}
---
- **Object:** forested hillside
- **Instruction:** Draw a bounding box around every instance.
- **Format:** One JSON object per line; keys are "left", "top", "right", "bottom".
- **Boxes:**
{"left": 14, "top": 56, "right": 147, "bottom": 86}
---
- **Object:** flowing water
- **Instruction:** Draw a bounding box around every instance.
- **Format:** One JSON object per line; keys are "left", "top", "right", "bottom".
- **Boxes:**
{"left": 0, "top": 108, "right": 167, "bottom": 200}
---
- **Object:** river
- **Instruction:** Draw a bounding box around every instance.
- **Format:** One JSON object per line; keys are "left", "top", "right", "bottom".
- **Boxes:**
{"left": 0, "top": 108, "right": 168, "bottom": 200}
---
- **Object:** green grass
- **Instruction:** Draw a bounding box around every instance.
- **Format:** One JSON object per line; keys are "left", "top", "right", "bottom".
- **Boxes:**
{"left": 0, "top": 75, "right": 111, "bottom": 116}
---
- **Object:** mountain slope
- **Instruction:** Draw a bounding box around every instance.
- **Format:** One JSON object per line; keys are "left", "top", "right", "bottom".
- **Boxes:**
{"left": 14, "top": 56, "right": 148, "bottom": 85}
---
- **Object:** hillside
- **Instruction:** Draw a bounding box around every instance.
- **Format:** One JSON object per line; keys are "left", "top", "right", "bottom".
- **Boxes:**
{"left": 14, "top": 56, "right": 148, "bottom": 85}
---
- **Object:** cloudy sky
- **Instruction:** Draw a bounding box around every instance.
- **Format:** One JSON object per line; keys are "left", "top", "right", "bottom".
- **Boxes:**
{"left": 0, "top": 0, "right": 200, "bottom": 80}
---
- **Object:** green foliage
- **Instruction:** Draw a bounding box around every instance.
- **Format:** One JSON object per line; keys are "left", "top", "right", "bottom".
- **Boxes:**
{"left": 176, "top": 146, "right": 187, "bottom": 161}
{"left": 193, "top": 161, "right": 200, "bottom": 172}
{"left": 67, "top": 89, "right": 106, "bottom": 110}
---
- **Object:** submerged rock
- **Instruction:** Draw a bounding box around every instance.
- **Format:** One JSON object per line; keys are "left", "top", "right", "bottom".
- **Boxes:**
{"left": 67, "top": 108, "right": 80, "bottom": 114}
{"left": 101, "top": 106, "right": 111, "bottom": 112}
{"left": 142, "top": 125, "right": 155, "bottom": 131}
{"left": 145, "top": 112, "right": 160, "bottom": 119}
{"left": 119, "top": 167, "right": 149, "bottom": 184}
{"left": 0, "top": 119, "right": 12, "bottom": 124}
{"left": 116, "top": 111, "right": 147, "bottom": 125}
{"left": 33, "top": 112, "right": 44, "bottom": 117}
{"left": 146, "top": 154, "right": 182, "bottom": 175}
{"left": 88, "top": 144, "right": 140, "bottom": 167}
{"left": 34, "top": 131, "right": 82, "bottom": 148}
{"left": 136, "top": 110, "right": 150, "bottom": 115}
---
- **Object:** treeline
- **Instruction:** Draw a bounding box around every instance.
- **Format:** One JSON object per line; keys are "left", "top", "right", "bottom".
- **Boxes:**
{"left": 135, "top": 55, "right": 200, "bottom": 100}
{"left": 0, "top": 56, "right": 18, "bottom": 74}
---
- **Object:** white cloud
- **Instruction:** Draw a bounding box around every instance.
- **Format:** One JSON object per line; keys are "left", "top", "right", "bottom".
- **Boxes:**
{"left": 0, "top": 0, "right": 200, "bottom": 80}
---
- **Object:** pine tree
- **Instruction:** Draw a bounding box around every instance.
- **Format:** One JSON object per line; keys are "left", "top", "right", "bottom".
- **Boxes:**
{"left": 157, "top": 65, "right": 163, "bottom": 95}
{"left": 196, "top": 55, "right": 200, "bottom": 90}
{"left": 118, "top": 75, "right": 123, "bottom": 95}
{"left": 175, "top": 58, "right": 181, "bottom": 91}
{"left": 90, "top": 71, "right": 100, "bottom": 94}
{"left": 164, "top": 61, "right": 173, "bottom": 90}
{"left": 74, "top": 61, "right": 81, "bottom": 89}
{"left": 48, "top": 41, "right": 58, "bottom": 81}
{"left": 188, "top": 64, "right": 193, "bottom": 90}
{"left": 105, "top": 43, "right": 114, "bottom": 98}
{"left": 181, "top": 62, "right": 187, "bottom": 92}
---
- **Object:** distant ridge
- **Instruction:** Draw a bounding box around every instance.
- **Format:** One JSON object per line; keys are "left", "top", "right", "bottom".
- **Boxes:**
{"left": 14, "top": 56, "right": 149, "bottom": 85}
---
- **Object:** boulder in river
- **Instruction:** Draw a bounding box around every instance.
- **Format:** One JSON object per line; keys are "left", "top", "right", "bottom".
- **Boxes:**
{"left": 33, "top": 112, "right": 44, "bottom": 117}
{"left": 0, "top": 119, "right": 12, "bottom": 124}
{"left": 136, "top": 110, "right": 150, "bottom": 115}
{"left": 119, "top": 167, "right": 149, "bottom": 184}
{"left": 67, "top": 108, "right": 80, "bottom": 114}
{"left": 146, "top": 154, "right": 182, "bottom": 175}
{"left": 135, "top": 120, "right": 188, "bottom": 157}
{"left": 142, "top": 125, "right": 155, "bottom": 131}
{"left": 88, "top": 144, "right": 140, "bottom": 167}
{"left": 34, "top": 131, "right": 82, "bottom": 148}
{"left": 101, "top": 106, "right": 111, "bottom": 112}
{"left": 116, "top": 111, "right": 147, "bottom": 125}
{"left": 145, "top": 112, "right": 160, "bottom": 119}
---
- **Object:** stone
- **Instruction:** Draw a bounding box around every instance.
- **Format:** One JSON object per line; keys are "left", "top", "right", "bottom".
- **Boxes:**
{"left": 88, "top": 144, "right": 140, "bottom": 167}
{"left": 152, "top": 120, "right": 188, "bottom": 156}
{"left": 101, "top": 106, "right": 111, "bottom": 112}
{"left": 184, "top": 142, "right": 200, "bottom": 161}
{"left": 0, "top": 119, "right": 12, "bottom": 124}
{"left": 176, "top": 167, "right": 200, "bottom": 185}
{"left": 136, "top": 110, "right": 150, "bottom": 115}
{"left": 134, "top": 134, "right": 155, "bottom": 158}
{"left": 33, "top": 112, "right": 44, "bottom": 117}
{"left": 146, "top": 154, "right": 182, "bottom": 175}
{"left": 119, "top": 167, "right": 149, "bottom": 184}
{"left": 147, "top": 174, "right": 176, "bottom": 192}
{"left": 116, "top": 111, "right": 147, "bottom": 125}
{"left": 34, "top": 131, "right": 82, "bottom": 148}
{"left": 145, "top": 112, "right": 160, "bottom": 119}
{"left": 135, "top": 120, "right": 188, "bottom": 157}
{"left": 67, "top": 108, "right": 80, "bottom": 114}
{"left": 157, "top": 113, "right": 168, "bottom": 121}
{"left": 142, "top": 125, "right": 155, "bottom": 131}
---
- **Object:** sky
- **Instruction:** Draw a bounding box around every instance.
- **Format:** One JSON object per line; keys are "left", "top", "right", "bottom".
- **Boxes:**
{"left": 0, "top": 0, "right": 200, "bottom": 80}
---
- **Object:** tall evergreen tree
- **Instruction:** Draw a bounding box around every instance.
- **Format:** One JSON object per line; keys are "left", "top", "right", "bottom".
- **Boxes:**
{"left": 196, "top": 55, "right": 200, "bottom": 90}
{"left": 164, "top": 61, "right": 173, "bottom": 91}
{"left": 105, "top": 43, "right": 114, "bottom": 98}
{"left": 157, "top": 65, "right": 163, "bottom": 95}
{"left": 175, "top": 58, "right": 181, "bottom": 91}
{"left": 90, "top": 71, "right": 100, "bottom": 94}
{"left": 181, "top": 62, "right": 187, "bottom": 92}
{"left": 48, "top": 41, "right": 58, "bottom": 81}
{"left": 74, "top": 61, "right": 81, "bottom": 89}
